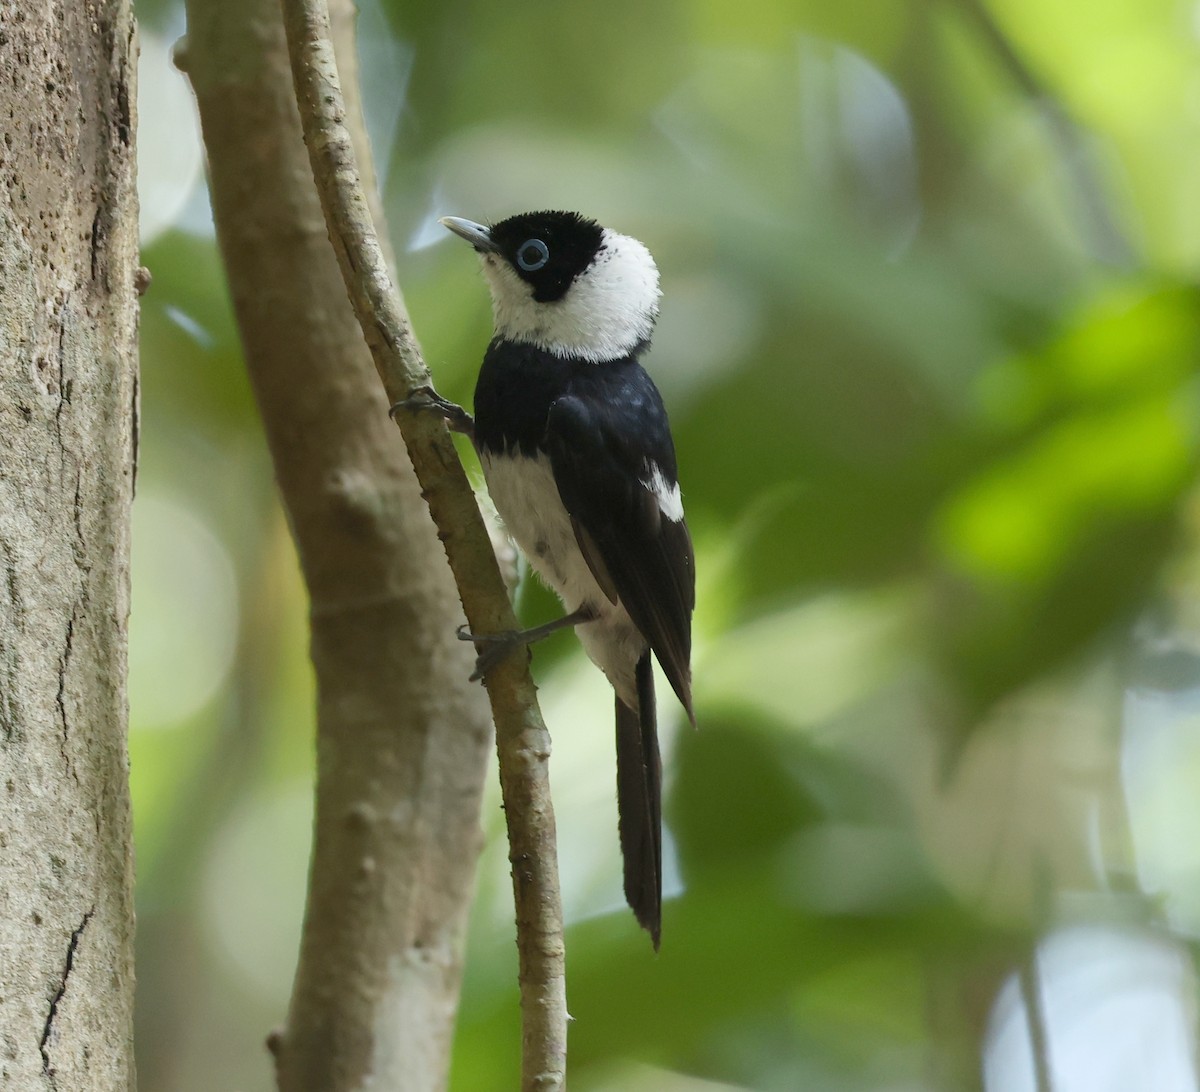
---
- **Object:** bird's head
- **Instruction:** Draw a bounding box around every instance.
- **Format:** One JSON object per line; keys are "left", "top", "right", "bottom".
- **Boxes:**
{"left": 440, "top": 210, "right": 660, "bottom": 363}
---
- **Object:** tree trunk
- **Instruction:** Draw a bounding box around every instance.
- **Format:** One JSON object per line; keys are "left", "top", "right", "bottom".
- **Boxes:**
{"left": 182, "top": 1, "right": 495, "bottom": 1089}
{"left": 0, "top": 2, "right": 139, "bottom": 1090}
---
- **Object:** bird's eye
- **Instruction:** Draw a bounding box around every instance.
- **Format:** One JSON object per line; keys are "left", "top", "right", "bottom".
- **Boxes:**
{"left": 516, "top": 239, "right": 550, "bottom": 272}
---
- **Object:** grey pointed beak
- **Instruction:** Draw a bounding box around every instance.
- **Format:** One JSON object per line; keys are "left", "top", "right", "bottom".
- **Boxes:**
{"left": 439, "top": 216, "right": 500, "bottom": 253}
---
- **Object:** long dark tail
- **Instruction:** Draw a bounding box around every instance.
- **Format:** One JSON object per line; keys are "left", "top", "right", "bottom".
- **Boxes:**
{"left": 615, "top": 651, "right": 662, "bottom": 948}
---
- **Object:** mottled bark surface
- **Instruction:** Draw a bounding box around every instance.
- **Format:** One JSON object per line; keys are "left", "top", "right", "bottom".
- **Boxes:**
{"left": 182, "top": 1, "right": 495, "bottom": 1088}
{"left": 0, "top": 2, "right": 139, "bottom": 1090}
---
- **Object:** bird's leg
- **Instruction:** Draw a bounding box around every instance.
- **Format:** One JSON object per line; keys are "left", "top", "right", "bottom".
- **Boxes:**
{"left": 459, "top": 605, "right": 598, "bottom": 681}
{"left": 390, "top": 384, "right": 475, "bottom": 439}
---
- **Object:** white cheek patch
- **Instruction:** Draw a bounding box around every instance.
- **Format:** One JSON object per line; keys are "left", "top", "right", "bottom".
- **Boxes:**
{"left": 643, "top": 462, "right": 684, "bottom": 523}
{"left": 481, "top": 229, "right": 661, "bottom": 363}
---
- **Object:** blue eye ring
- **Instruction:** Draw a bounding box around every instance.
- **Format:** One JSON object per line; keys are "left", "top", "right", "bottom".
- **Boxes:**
{"left": 516, "top": 238, "right": 550, "bottom": 272}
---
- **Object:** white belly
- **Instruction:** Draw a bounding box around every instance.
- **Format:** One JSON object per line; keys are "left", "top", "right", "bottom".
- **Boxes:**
{"left": 481, "top": 451, "right": 645, "bottom": 706}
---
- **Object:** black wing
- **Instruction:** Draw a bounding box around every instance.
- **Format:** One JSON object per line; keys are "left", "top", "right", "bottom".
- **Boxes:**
{"left": 544, "top": 370, "right": 695, "bottom": 720}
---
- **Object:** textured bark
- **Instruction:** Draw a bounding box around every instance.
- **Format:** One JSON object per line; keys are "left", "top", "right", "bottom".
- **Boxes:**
{"left": 182, "top": 2, "right": 495, "bottom": 1089}
{"left": 0, "top": 2, "right": 139, "bottom": 1090}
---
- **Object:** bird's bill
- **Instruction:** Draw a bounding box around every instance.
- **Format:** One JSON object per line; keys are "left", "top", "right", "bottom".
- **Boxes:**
{"left": 439, "top": 216, "right": 500, "bottom": 253}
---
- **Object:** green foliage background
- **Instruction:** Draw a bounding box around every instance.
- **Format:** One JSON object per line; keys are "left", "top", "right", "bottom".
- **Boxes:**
{"left": 130, "top": 0, "right": 1200, "bottom": 1087}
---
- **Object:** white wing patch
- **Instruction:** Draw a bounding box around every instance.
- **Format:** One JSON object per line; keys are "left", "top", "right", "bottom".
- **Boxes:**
{"left": 643, "top": 462, "right": 684, "bottom": 523}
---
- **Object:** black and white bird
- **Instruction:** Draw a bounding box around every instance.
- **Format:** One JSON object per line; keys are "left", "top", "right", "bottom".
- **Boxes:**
{"left": 432, "top": 210, "right": 695, "bottom": 947}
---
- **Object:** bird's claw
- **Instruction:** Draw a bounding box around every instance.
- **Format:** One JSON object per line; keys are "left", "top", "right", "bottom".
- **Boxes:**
{"left": 469, "top": 642, "right": 527, "bottom": 682}
{"left": 456, "top": 625, "right": 528, "bottom": 681}
{"left": 456, "top": 624, "right": 518, "bottom": 644}
{"left": 390, "top": 385, "right": 475, "bottom": 436}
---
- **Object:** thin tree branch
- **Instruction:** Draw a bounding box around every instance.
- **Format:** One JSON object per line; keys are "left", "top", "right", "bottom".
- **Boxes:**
{"left": 1019, "top": 946, "right": 1055, "bottom": 1092}
{"left": 277, "top": 1, "right": 568, "bottom": 1088}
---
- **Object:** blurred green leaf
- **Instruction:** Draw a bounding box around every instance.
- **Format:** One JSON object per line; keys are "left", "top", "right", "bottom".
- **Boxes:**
{"left": 930, "top": 282, "right": 1200, "bottom": 708}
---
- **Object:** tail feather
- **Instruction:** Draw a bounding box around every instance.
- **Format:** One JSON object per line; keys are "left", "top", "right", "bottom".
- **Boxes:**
{"left": 615, "top": 651, "right": 662, "bottom": 948}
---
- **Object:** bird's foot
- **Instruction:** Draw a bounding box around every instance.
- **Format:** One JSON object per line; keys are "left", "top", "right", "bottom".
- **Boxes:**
{"left": 390, "top": 385, "right": 475, "bottom": 437}
{"left": 456, "top": 606, "right": 597, "bottom": 682}
{"left": 456, "top": 625, "right": 529, "bottom": 681}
